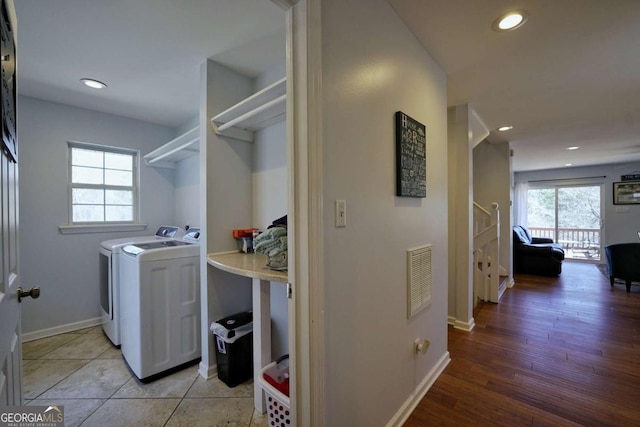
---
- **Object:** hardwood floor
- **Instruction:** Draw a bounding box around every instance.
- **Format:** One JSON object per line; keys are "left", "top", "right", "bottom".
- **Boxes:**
{"left": 404, "top": 261, "right": 640, "bottom": 427}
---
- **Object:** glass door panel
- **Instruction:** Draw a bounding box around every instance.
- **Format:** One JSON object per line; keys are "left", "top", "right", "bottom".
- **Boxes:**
{"left": 557, "top": 186, "right": 601, "bottom": 260}
{"left": 527, "top": 184, "right": 602, "bottom": 261}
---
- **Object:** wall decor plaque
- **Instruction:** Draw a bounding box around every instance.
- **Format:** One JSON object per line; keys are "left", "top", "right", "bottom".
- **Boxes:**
{"left": 395, "top": 111, "right": 426, "bottom": 197}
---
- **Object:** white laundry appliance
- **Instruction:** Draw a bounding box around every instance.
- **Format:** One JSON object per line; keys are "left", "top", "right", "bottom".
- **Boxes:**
{"left": 119, "top": 227, "right": 201, "bottom": 382}
{"left": 99, "top": 226, "right": 185, "bottom": 346}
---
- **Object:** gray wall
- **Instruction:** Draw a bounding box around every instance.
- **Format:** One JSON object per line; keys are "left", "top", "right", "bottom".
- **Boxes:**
{"left": 321, "top": 0, "right": 449, "bottom": 423}
{"left": 18, "top": 95, "right": 176, "bottom": 335}
{"left": 515, "top": 162, "right": 640, "bottom": 246}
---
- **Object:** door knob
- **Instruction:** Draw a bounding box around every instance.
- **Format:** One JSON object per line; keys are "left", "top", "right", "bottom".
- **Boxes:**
{"left": 18, "top": 286, "right": 40, "bottom": 303}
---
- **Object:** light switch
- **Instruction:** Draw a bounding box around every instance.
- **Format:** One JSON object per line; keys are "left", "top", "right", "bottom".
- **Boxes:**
{"left": 335, "top": 200, "right": 346, "bottom": 227}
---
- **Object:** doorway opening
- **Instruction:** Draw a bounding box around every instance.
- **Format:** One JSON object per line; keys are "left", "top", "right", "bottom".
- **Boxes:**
{"left": 527, "top": 184, "right": 603, "bottom": 261}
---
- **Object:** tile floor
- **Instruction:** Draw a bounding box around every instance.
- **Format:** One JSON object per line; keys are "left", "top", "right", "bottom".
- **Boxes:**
{"left": 22, "top": 326, "right": 267, "bottom": 427}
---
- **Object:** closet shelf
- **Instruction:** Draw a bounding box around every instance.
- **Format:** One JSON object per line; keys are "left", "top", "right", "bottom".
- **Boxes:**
{"left": 143, "top": 126, "right": 199, "bottom": 169}
{"left": 210, "top": 77, "right": 286, "bottom": 143}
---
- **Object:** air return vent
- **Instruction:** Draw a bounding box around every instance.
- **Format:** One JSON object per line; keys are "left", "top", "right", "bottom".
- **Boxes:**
{"left": 407, "top": 245, "right": 433, "bottom": 318}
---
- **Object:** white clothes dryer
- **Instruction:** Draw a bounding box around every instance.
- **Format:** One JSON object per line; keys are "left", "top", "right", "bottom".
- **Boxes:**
{"left": 99, "top": 226, "right": 185, "bottom": 346}
{"left": 119, "top": 227, "right": 201, "bottom": 381}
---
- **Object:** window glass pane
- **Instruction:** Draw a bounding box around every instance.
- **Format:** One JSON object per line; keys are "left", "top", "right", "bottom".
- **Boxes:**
{"left": 69, "top": 144, "right": 137, "bottom": 224}
{"left": 105, "top": 170, "right": 132, "bottom": 186}
{"left": 72, "top": 188, "right": 104, "bottom": 204}
{"left": 527, "top": 188, "right": 555, "bottom": 229}
{"left": 106, "top": 205, "right": 133, "bottom": 222}
{"left": 72, "top": 148, "right": 103, "bottom": 167}
{"left": 105, "top": 190, "right": 133, "bottom": 205}
{"left": 105, "top": 152, "right": 132, "bottom": 171}
{"left": 73, "top": 205, "right": 104, "bottom": 222}
{"left": 72, "top": 166, "right": 104, "bottom": 184}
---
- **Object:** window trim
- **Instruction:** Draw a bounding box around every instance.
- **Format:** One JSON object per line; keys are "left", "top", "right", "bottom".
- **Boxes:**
{"left": 63, "top": 140, "right": 142, "bottom": 229}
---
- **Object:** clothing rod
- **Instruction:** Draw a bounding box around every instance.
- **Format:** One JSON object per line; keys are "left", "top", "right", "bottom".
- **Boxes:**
{"left": 527, "top": 176, "right": 606, "bottom": 183}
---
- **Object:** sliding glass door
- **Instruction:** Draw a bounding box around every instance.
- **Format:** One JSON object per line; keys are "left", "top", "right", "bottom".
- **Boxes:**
{"left": 527, "top": 184, "right": 603, "bottom": 261}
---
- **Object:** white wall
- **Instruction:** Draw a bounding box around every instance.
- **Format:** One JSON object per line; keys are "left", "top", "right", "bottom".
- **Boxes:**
{"left": 515, "top": 162, "right": 640, "bottom": 246}
{"left": 474, "top": 140, "right": 513, "bottom": 275}
{"left": 252, "top": 64, "right": 289, "bottom": 359}
{"left": 320, "top": 0, "right": 449, "bottom": 424}
{"left": 447, "top": 105, "right": 474, "bottom": 329}
{"left": 174, "top": 116, "right": 200, "bottom": 229}
{"left": 18, "top": 95, "right": 176, "bottom": 335}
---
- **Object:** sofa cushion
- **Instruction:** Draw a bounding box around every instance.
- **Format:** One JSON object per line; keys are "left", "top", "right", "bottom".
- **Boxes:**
{"left": 513, "top": 226, "right": 532, "bottom": 245}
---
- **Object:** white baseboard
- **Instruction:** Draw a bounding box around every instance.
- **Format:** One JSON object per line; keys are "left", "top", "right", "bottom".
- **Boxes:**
{"left": 454, "top": 318, "right": 475, "bottom": 332}
{"left": 22, "top": 317, "right": 103, "bottom": 343}
{"left": 447, "top": 315, "right": 456, "bottom": 326}
{"left": 198, "top": 361, "right": 218, "bottom": 380}
{"left": 507, "top": 277, "right": 515, "bottom": 288}
{"left": 385, "top": 351, "right": 451, "bottom": 427}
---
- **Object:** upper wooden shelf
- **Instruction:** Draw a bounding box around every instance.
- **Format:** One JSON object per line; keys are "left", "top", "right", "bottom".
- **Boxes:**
{"left": 143, "top": 126, "right": 199, "bottom": 169}
{"left": 210, "top": 78, "right": 286, "bottom": 143}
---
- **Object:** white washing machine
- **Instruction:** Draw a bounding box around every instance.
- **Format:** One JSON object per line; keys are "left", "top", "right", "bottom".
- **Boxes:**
{"left": 119, "top": 227, "right": 201, "bottom": 382}
{"left": 99, "top": 226, "right": 185, "bottom": 347}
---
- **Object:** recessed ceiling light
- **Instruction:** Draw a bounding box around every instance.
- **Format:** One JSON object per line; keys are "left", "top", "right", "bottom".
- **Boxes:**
{"left": 493, "top": 10, "right": 528, "bottom": 32}
{"left": 564, "top": 163, "right": 573, "bottom": 167}
{"left": 497, "top": 125, "right": 513, "bottom": 132}
{"left": 566, "top": 146, "right": 580, "bottom": 150}
{"left": 80, "top": 78, "right": 107, "bottom": 89}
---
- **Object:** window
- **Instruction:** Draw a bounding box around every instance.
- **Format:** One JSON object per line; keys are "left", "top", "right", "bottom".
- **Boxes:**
{"left": 68, "top": 142, "right": 138, "bottom": 224}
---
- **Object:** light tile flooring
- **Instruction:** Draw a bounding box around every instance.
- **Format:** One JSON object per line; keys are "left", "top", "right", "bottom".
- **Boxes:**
{"left": 22, "top": 326, "right": 267, "bottom": 427}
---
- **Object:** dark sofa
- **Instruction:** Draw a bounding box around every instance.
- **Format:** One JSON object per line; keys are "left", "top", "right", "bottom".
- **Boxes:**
{"left": 513, "top": 225, "right": 565, "bottom": 276}
{"left": 605, "top": 243, "right": 640, "bottom": 292}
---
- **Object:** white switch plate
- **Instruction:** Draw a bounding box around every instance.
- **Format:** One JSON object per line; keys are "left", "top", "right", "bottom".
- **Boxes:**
{"left": 335, "top": 200, "right": 346, "bottom": 227}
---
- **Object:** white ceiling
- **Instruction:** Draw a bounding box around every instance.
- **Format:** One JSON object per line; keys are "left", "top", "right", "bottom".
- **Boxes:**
{"left": 388, "top": 0, "right": 640, "bottom": 171}
{"left": 14, "top": 0, "right": 640, "bottom": 172}
{"left": 14, "top": 0, "right": 286, "bottom": 129}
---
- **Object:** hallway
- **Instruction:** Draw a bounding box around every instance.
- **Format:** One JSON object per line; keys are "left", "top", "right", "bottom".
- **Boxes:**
{"left": 406, "top": 261, "right": 640, "bottom": 426}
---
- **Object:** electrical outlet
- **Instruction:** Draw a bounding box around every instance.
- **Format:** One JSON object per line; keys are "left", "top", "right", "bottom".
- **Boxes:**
{"left": 414, "top": 338, "right": 430, "bottom": 355}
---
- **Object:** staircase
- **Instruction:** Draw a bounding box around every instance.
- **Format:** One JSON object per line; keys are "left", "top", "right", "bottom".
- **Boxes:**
{"left": 473, "top": 202, "right": 504, "bottom": 303}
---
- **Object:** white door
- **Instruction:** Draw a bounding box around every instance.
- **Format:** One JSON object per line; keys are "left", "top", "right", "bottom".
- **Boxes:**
{"left": 0, "top": 150, "right": 22, "bottom": 405}
{"left": 1, "top": 0, "right": 24, "bottom": 405}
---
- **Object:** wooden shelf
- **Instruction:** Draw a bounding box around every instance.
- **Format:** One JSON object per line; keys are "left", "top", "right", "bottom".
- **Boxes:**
{"left": 143, "top": 126, "right": 199, "bottom": 168}
{"left": 207, "top": 251, "right": 288, "bottom": 283}
{"left": 210, "top": 78, "right": 286, "bottom": 143}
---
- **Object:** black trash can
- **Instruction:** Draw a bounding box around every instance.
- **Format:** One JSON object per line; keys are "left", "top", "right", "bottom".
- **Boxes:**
{"left": 210, "top": 311, "right": 253, "bottom": 387}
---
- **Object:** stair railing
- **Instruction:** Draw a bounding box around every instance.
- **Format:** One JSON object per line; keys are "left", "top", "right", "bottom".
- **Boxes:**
{"left": 473, "top": 202, "right": 501, "bottom": 303}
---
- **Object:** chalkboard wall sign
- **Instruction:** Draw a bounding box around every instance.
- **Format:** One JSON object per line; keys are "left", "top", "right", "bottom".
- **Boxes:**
{"left": 395, "top": 111, "right": 426, "bottom": 197}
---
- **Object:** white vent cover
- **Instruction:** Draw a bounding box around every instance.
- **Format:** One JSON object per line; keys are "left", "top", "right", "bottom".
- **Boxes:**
{"left": 407, "top": 244, "right": 433, "bottom": 318}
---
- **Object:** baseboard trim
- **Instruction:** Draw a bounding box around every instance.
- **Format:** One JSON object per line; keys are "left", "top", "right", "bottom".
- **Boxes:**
{"left": 198, "top": 361, "right": 218, "bottom": 380}
{"left": 454, "top": 318, "right": 475, "bottom": 332}
{"left": 385, "top": 351, "right": 451, "bottom": 427}
{"left": 447, "top": 315, "right": 456, "bottom": 326}
{"left": 22, "top": 317, "right": 103, "bottom": 343}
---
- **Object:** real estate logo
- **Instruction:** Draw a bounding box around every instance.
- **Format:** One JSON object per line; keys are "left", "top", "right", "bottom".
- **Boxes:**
{"left": 0, "top": 405, "right": 64, "bottom": 427}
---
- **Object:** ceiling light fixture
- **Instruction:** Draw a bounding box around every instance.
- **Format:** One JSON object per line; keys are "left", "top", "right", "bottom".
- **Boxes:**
{"left": 564, "top": 163, "right": 573, "bottom": 167}
{"left": 497, "top": 125, "right": 513, "bottom": 132}
{"left": 80, "top": 78, "right": 107, "bottom": 89}
{"left": 566, "top": 146, "right": 580, "bottom": 150}
{"left": 493, "top": 10, "right": 528, "bottom": 32}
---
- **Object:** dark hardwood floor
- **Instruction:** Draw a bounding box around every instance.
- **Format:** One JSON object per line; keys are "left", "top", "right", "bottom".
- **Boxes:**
{"left": 404, "top": 261, "right": 640, "bottom": 426}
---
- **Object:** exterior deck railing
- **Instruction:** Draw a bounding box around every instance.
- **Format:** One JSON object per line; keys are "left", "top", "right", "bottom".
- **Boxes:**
{"left": 528, "top": 227, "right": 601, "bottom": 260}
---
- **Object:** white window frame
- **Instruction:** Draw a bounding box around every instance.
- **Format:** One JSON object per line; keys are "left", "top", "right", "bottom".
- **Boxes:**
{"left": 59, "top": 141, "right": 146, "bottom": 234}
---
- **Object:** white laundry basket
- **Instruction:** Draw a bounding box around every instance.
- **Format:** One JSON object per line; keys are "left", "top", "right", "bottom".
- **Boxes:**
{"left": 258, "top": 361, "right": 291, "bottom": 426}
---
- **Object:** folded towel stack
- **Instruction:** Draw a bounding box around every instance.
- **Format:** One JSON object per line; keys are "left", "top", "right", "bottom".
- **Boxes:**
{"left": 254, "top": 223, "right": 287, "bottom": 271}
